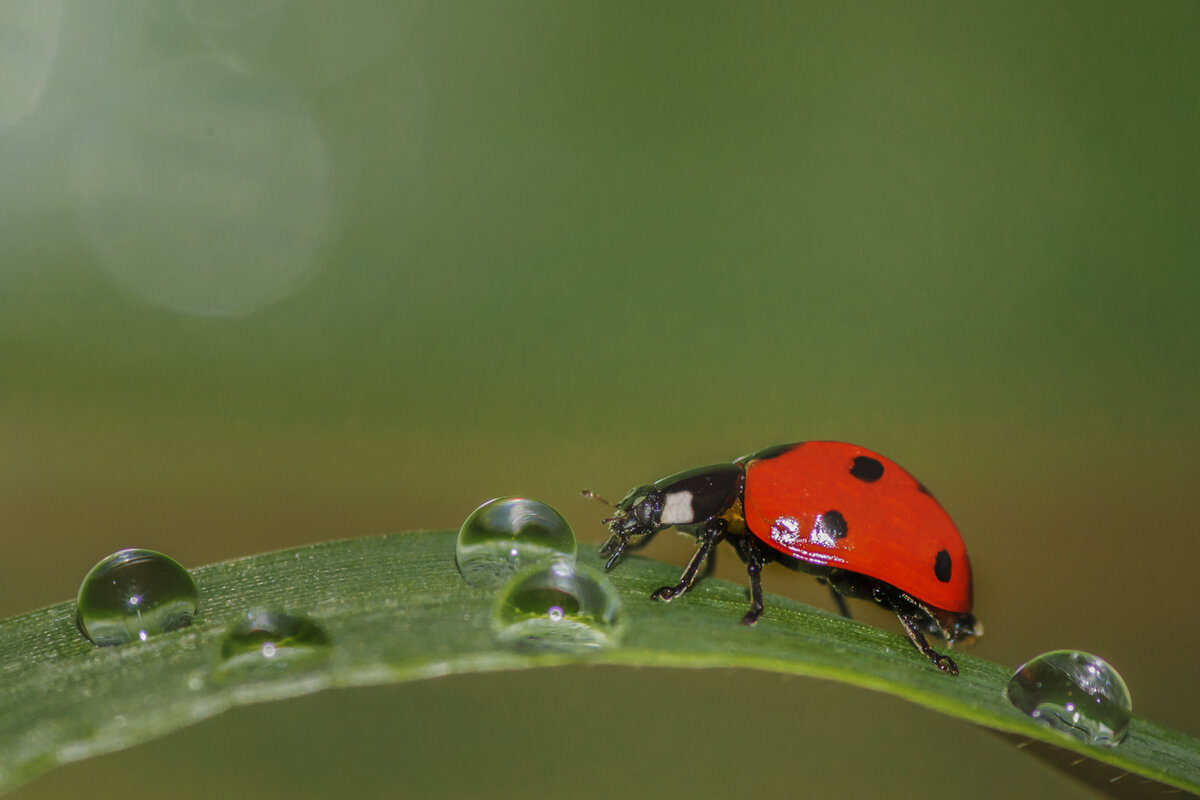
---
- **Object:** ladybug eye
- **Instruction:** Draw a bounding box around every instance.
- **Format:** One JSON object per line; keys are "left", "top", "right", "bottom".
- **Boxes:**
{"left": 615, "top": 485, "right": 662, "bottom": 527}
{"left": 634, "top": 496, "right": 660, "bottom": 525}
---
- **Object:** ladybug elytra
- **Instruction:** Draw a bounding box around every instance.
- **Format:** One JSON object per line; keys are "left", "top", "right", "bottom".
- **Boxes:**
{"left": 588, "top": 441, "right": 981, "bottom": 675}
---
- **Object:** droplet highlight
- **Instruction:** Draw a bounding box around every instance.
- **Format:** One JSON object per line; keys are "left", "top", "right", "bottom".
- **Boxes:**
{"left": 215, "top": 609, "right": 331, "bottom": 678}
{"left": 76, "top": 548, "right": 198, "bottom": 646}
{"left": 1005, "top": 650, "right": 1133, "bottom": 745}
{"left": 456, "top": 497, "right": 576, "bottom": 588}
{"left": 492, "top": 560, "right": 622, "bottom": 652}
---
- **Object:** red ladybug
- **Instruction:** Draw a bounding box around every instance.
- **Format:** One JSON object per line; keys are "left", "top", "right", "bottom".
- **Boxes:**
{"left": 587, "top": 441, "right": 981, "bottom": 675}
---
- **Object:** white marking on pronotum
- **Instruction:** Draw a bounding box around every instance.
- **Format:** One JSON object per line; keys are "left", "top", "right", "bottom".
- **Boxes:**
{"left": 660, "top": 491, "right": 695, "bottom": 525}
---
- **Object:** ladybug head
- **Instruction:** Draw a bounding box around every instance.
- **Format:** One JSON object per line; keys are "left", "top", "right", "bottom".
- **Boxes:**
{"left": 611, "top": 485, "right": 666, "bottom": 532}
{"left": 583, "top": 485, "right": 667, "bottom": 537}
{"left": 585, "top": 485, "right": 668, "bottom": 570}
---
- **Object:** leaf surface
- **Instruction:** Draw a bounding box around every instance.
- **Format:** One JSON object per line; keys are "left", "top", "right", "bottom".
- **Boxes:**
{"left": 0, "top": 531, "right": 1195, "bottom": 795}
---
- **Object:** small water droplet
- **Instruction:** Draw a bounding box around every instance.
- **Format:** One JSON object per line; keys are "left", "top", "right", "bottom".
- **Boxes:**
{"left": 492, "top": 560, "right": 622, "bottom": 652}
{"left": 215, "top": 609, "right": 331, "bottom": 678}
{"left": 1005, "top": 650, "right": 1132, "bottom": 745}
{"left": 456, "top": 497, "right": 576, "bottom": 587}
{"left": 76, "top": 548, "right": 198, "bottom": 646}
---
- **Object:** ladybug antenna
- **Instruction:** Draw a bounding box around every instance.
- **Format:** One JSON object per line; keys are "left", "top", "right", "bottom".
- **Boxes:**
{"left": 581, "top": 488, "right": 616, "bottom": 509}
{"left": 583, "top": 489, "right": 632, "bottom": 529}
{"left": 582, "top": 489, "right": 626, "bottom": 524}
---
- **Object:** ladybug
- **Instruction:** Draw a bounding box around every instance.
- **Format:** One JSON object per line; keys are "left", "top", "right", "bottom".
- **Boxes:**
{"left": 586, "top": 441, "right": 981, "bottom": 674}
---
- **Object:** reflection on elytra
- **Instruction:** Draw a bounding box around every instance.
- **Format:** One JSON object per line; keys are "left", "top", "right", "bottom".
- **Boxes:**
{"left": 0, "top": 0, "right": 63, "bottom": 128}
{"left": 69, "top": 54, "right": 331, "bottom": 317}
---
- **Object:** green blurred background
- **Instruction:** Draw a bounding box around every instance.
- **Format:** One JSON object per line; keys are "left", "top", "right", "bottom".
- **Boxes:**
{"left": 2, "top": 1, "right": 1197, "bottom": 797}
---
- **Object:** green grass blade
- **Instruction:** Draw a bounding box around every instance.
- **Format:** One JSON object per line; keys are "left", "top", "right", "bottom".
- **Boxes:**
{"left": 0, "top": 530, "right": 1196, "bottom": 795}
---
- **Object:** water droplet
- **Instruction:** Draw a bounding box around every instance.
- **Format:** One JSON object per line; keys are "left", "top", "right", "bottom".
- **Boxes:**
{"left": 492, "top": 560, "right": 622, "bottom": 652}
{"left": 1005, "top": 650, "right": 1133, "bottom": 745}
{"left": 215, "top": 609, "right": 331, "bottom": 678}
{"left": 456, "top": 497, "right": 576, "bottom": 587}
{"left": 76, "top": 549, "right": 198, "bottom": 646}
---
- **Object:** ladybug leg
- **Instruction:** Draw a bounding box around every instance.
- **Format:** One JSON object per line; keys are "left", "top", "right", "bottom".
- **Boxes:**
{"left": 650, "top": 518, "right": 727, "bottom": 603}
{"left": 737, "top": 536, "right": 767, "bottom": 626}
{"left": 817, "top": 578, "right": 853, "bottom": 619}
{"left": 599, "top": 534, "right": 630, "bottom": 570}
{"left": 829, "top": 586, "right": 853, "bottom": 619}
{"left": 600, "top": 529, "right": 659, "bottom": 570}
{"left": 892, "top": 606, "right": 959, "bottom": 676}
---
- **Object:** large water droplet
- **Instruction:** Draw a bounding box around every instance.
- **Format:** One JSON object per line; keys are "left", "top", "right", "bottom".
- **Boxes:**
{"left": 456, "top": 497, "right": 576, "bottom": 588}
{"left": 76, "top": 549, "right": 198, "bottom": 646}
{"left": 1005, "top": 650, "right": 1132, "bottom": 745}
{"left": 492, "top": 560, "right": 622, "bottom": 652}
{"left": 215, "top": 609, "right": 331, "bottom": 678}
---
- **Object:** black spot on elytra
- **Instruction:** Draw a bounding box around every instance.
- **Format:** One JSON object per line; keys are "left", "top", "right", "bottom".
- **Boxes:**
{"left": 934, "top": 549, "right": 952, "bottom": 583}
{"left": 814, "top": 509, "right": 848, "bottom": 540}
{"left": 849, "top": 456, "right": 885, "bottom": 483}
{"left": 917, "top": 483, "right": 934, "bottom": 497}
